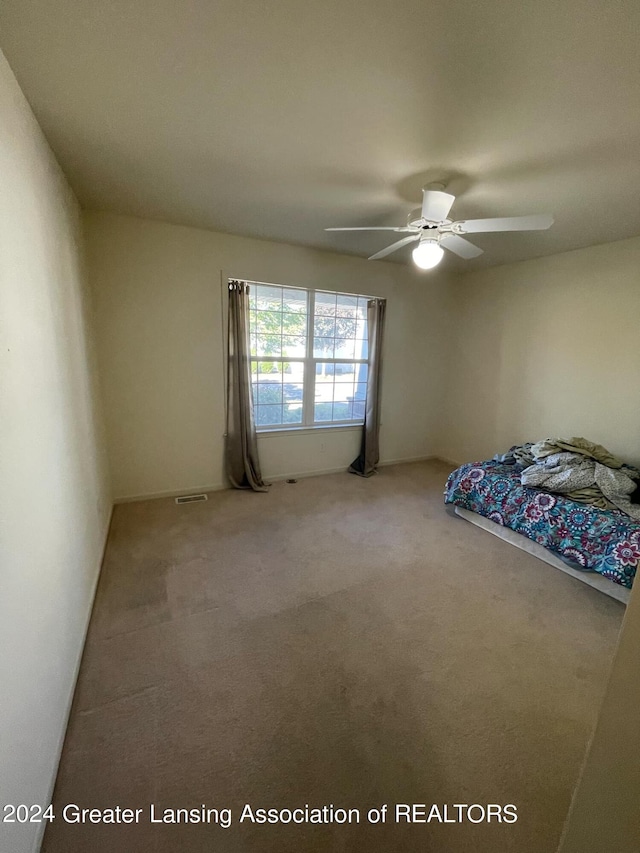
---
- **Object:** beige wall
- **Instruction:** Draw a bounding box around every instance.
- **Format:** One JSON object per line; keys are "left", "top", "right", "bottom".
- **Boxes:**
{"left": 557, "top": 581, "right": 640, "bottom": 852}
{"left": 85, "top": 211, "right": 453, "bottom": 501}
{"left": 439, "top": 235, "right": 640, "bottom": 467}
{"left": 0, "top": 52, "right": 111, "bottom": 853}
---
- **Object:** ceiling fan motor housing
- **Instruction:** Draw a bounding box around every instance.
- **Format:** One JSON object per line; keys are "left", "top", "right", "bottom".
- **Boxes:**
{"left": 407, "top": 208, "right": 448, "bottom": 230}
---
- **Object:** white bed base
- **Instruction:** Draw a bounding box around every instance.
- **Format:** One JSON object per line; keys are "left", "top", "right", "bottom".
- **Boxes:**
{"left": 454, "top": 506, "right": 630, "bottom": 605}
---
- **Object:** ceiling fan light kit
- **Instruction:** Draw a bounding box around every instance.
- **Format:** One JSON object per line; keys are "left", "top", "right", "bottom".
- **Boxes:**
{"left": 325, "top": 187, "right": 554, "bottom": 271}
{"left": 412, "top": 238, "right": 444, "bottom": 270}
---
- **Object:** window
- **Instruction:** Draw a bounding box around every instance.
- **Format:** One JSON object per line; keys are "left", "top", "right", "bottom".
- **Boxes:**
{"left": 247, "top": 281, "right": 370, "bottom": 430}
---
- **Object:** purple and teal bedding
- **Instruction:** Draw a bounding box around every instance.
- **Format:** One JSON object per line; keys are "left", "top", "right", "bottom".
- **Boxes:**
{"left": 445, "top": 460, "right": 638, "bottom": 590}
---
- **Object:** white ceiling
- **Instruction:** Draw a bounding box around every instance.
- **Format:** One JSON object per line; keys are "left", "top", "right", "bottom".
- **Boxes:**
{"left": 1, "top": 0, "right": 640, "bottom": 270}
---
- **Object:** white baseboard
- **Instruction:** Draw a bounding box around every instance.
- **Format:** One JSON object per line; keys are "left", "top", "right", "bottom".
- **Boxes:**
{"left": 266, "top": 465, "right": 350, "bottom": 482}
{"left": 113, "top": 456, "right": 455, "bottom": 503}
{"left": 433, "top": 455, "right": 463, "bottom": 468}
{"left": 114, "top": 483, "right": 226, "bottom": 503}
{"left": 267, "top": 455, "right": 440, "bottom": 482}
{"left": 378, "top": 454, "right": 436, "bottom": 467}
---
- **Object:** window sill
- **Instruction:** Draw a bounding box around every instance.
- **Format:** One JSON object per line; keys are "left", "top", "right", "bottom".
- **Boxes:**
{"left": 256, "top": 423, "right": 363, "bottom": 438}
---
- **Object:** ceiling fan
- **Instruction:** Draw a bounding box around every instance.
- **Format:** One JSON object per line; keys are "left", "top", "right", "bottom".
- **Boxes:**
{"left": 325, "top": 185, "right": 554, "bottom": 270}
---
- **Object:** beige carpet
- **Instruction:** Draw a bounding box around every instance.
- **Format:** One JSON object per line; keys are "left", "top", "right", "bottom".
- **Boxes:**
{"left": 44, "top": 461, "right": 623, "bottom": 853}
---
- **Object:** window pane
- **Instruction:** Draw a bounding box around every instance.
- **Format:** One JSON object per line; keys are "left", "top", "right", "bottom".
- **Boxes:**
{"left": 315, "top": 291, "right": 336, "bottom": 316}
{"left": 353, "top": 400, "right": 366, "bottom": 419}
{"left": 250, "top": 311, "right": 258, "bottom": 356}
{"left": 354, "top": 381, "right": 368, "bottom": 401}
{"left": 314, "top": 402, "right": 333, "bottom": 422}
{"left": 282, "top": 335, "right": 306, "bottom": 357}
{"left": 256, "top": 404, "right": 282, "bottom": 426}
{"left": 333, "top": 380, "right": 355, "bottom": 401}
{"left": 312, "top": 290, "right": 370, "bottom": 369}
{"left": 313, "top": 338, "right": 334, "bottom": 358}
{"left": 283, "top": 382, "right": 304, "bottom": 403}
{"left": 334, "top": 317, "right": 357, "bottom": 339}
{"left": 256, "top": 334, "right": 282, "bottom": 357}
{"left": 336, "top": 294, "right": 358, "bottom": 317}
{"left": 249, "top": 286, "right": 308, "bottom": 414}
{"left": 354, "top": 363, "right": 368, "bottom": 381}
{"left": 283, "top": 404, "right": 303, "bottom": 424}
{"left": 254, "top": 310, "right": 282, "bottom": 335}
{"left": 332, "top": 401, "right": 353, "bottom": 420}
{"left": 334, "top": 338, "right": 355, "bottom": 359}
{"left": 251, "top": 358, "right": 305, "bottom": 429}
{"left": 257, "top": 382, "right": 282, "bottom": 405}
{"left": 256, "top": 285, "right": 282, "bottom": 311}
{"left": 283, "top": 289, "right": 307, "bottom": 314}
{"left": 314, "top": 368, "right": 333, "bottom": 401}
{"left": 314, "top": 316, "right": 335, "bottom": 338}
{"left": 313, "top": 362, "right": 366, "bottom": 423}
{"left": 357, "top": 297, "right": 369, "bottom": 317}
{"left": 283, "top": 361, "right": 305, "bottom": 382}
{"left": 281, "top": 312, "right": 306, "bottom": 336}
{"left": 257, "top": 360, "right": 282, "bottom": 377}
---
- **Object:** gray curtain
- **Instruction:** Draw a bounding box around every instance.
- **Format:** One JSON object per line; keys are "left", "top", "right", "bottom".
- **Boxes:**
{"left": 225, "top": 281, "right": 269, "bottom": 491}
{"left": 349, "top": 298, "right": 386, "bottom": 478}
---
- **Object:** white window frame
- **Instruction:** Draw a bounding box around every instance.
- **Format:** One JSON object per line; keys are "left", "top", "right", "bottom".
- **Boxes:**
{"left": 244, "top": 280, "right": 371, "bottom": 433}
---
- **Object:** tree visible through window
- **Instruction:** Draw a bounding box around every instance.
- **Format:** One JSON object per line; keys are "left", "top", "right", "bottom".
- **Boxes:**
{"left": 246, "top": 282, "right": 369, "bottom": 429}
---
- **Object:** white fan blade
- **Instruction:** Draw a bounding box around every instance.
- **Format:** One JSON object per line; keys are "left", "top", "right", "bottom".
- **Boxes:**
{"left": 422, "top": 190, "right": 455, "bottom": 222}
{"left": 440, "top": 234, "right": 484, "bottom": 259}
{"left": 368, "top": 234, "right": 420, "bottom": 261}
{"left": 454, "top": 214, "right": 554, "bottom": 233}
{"left": 325, "top": 226, "right": 415, "bottom": 232}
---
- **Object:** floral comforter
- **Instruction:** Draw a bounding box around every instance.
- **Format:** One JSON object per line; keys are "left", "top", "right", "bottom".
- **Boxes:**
{"left": 445, "top": 460, "right": 638, "bottom": 589}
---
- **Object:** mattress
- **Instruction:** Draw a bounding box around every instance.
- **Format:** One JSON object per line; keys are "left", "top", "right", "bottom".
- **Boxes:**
{"left": 453, "top": 506, "right": 630, "bottom": 604}
{"left": 445, "top": 460, "right": 638, "bottom": 592}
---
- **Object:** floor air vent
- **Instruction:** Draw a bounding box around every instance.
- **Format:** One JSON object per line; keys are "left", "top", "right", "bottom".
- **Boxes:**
{"left": 175, "top": 494, "right": 208, "bottom": 504}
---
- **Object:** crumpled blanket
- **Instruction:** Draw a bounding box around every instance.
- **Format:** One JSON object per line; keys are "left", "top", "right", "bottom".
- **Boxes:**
{"left": 520, "top": 438, "right": 640, "bottom": 520}
{"left": 530, "top": 437, "right": 628, "bottom": 469}
{"left": 493, "top": 442, "right": 535, "bottom": 468}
